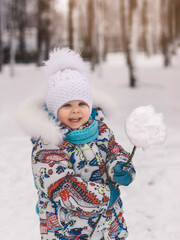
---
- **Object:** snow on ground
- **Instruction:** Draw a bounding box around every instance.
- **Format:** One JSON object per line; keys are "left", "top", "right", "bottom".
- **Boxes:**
{"left": 0, "top": 52, "right": 180, "bottom": 240}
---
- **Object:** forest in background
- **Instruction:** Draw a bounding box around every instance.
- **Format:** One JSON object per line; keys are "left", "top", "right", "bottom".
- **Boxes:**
{"left": 0, "top": 0, "right": 180, "bottom": 87}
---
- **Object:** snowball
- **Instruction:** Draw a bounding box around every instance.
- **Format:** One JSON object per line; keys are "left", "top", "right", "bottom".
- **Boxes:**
{"left": 125, "top": 105, "right": 167, "bottom": 150}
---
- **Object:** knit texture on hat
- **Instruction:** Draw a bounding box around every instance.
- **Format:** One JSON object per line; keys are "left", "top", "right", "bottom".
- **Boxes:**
{"left": 44, "top": 48, "right": 92, "bottom": 117}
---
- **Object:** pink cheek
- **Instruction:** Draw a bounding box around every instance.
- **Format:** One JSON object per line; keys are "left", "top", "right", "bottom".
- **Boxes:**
{"left": 59, "top": 114, "right": 68, "bottom": 123}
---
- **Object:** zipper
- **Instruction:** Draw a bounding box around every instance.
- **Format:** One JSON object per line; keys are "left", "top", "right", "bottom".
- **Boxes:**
{"left": 89, "top": 214, "right": 102, "bottom": 239}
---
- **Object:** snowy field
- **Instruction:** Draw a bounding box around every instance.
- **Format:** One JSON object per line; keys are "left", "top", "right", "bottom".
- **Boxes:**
{"left": 0, "top": 52, "right": 180, "bottom": 240}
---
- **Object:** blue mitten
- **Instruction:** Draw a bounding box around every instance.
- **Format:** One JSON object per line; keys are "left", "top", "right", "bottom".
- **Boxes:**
{"left": 113, "top": 162, "right": 132, "bottom": 186}
{"left": 108, "top": 183, "right": 120, "bottom": 209}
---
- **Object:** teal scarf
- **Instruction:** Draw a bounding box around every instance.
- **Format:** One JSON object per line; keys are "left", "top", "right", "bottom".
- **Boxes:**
{"left": 65, "top": 120, "right": 99, "bottom": 144}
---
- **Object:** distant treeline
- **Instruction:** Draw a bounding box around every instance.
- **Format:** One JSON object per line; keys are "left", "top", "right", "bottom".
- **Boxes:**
{"left": 0, "top": 0, "right": 180, "bottom": 86}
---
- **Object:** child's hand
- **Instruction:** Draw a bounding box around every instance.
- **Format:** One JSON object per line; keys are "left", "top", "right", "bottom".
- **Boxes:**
{"left": 113, "top": 162, "right": 132, "bottom": 186}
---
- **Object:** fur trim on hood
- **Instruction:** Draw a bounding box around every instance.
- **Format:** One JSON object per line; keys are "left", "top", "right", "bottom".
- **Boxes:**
{"left": 17, "top": 89, "right": 117, "bottom": 145}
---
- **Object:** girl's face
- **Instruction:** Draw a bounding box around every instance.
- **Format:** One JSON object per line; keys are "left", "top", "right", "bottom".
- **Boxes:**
{"left": 57, "top": 100, "right": 90, "bottom": 129}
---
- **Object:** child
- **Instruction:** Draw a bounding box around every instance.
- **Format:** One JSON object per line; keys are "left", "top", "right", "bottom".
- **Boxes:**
{"left": 18, "top": 48, "right": 136, "bottom": 240}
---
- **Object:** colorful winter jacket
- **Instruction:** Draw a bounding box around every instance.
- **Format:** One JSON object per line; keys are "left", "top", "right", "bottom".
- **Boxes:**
{"left": 18, "top": 95, "right": 136, "bottom": 240}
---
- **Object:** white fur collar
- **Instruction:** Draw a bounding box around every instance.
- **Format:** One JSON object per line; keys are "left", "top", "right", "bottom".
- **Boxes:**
{"left": 17, "top": 90, "right": 117, "bottom": 145}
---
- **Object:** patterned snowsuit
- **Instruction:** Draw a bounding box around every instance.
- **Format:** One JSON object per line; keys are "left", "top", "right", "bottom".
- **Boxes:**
{"left": 27, "top": 102, "right": 136, "bottom": 240}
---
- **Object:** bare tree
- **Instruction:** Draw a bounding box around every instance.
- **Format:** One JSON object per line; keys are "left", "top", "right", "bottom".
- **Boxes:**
{"left": 102, "top": 0, "right": 108, "bottom": 61}
{"left": 84, "top": 0, "right": 93, "bottom": 59}
{"left": 9, "top": 0, "right": 16, "bottom": 76}
{"left": 120, "top": 0, "right": 137, "bottom": 87}
{"left": 88, "top": 0, "right": 98, "bottom": 70}
{"left": 140, "top": 0, "right": 148, "bottom": 53}
{"left": 0, "top": 0, "right": 3, "bottom": 71}
{"left": 175, "top": 0, "right": 180, "bottom": 39}
{"left": 82, "top": 0, "right": 98, "bottom": 69}
{"left": 68, "top": 0, "right": 75, "bottom": 49}
{"left": 160, "top": 0, "right": 174, "bottom": 67}
{"left": 17, "top": 0, "right": 26, "bottom": 60}
{"left": 90, "top": 0, "right": 106, "bottom": 71}
{"left": 95, "top": 0, "right": 106, "bottom": 75}
{"left": 37, "top": 0, "right": 52, "bottom": 65}
{"left": 172, "top": 0, "right": 180, "bottom": 53}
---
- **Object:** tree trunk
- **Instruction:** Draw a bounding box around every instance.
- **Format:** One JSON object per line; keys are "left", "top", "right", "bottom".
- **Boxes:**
{"left": 165, "top": 0, "right": 173, "bottom": 66}
{"left": 37, "top": 0, "right": 52, "bottom": 66}
{"left": 120, "top": 0, "right": 137, "bottom": 88}
{"left": 9, "top": 0, "right": 16, "bottom": 76}
{"left": 91, "top": 0, "right": 98, "bottom": 71}
{"left": 0, "top": 0, "right": 3, "bottom": 71}
{"left": 174, "top": 0, "right": 180, "bottom": 42}
{"left": 96, "top": 0, "right": 105, "bottom": 76}
{"left": 103, "top": 0, "right": 108, "bottom": 61}
{"left": 18, "top": 0, "right": 26, "bottom": 61}
{"left": 68, "top": 0, "right": 75, "bottom": 49}
{"left": 85, "top": 0, "right": 93, "bottom": 59}
{"left": 161, "top": 0, "right": 173, "bottom": 67}
{"left": 173, "top": 0, "right": 180, "bottom": 51}
{"left": 141, "top": 0, "right": 148, "bottom": 53}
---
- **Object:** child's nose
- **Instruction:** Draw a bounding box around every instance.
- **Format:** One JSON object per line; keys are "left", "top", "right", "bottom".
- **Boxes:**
{"left": 72, "top": 107, "right": 80, "bottom": 113}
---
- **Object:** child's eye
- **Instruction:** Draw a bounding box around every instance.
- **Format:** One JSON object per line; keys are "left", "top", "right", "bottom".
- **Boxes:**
{"left": 63, "top": 103, "right": 71, "bottom": 107}
{"left": 79, "top": 102, "right": 86, "bottom": 106}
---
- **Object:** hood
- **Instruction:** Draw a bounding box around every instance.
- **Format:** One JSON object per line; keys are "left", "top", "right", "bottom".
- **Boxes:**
{"left": 17, "top": 89, "right": 117, "bottom": 145}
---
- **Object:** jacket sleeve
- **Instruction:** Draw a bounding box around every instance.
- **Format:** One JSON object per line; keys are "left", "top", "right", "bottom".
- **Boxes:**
{"left": 106, "top": 129, "right": 136, "bottom": 184}
{"left": 32, "top": 139, "right": 110, "bottom": 214}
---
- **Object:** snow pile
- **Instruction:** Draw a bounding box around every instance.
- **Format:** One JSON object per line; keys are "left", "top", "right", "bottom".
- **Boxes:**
{"left": 125, "top": 105, "right": 167, "bottom": 150}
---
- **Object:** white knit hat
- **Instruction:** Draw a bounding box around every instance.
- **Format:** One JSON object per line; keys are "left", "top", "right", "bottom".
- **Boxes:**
{"left": 44, "top": 48, "right": 93, "bottom": 117}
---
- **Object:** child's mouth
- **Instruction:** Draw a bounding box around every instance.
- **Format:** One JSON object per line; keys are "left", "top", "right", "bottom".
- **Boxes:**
{"left": 69, "top": 118, "right": 81, "bottom": 123}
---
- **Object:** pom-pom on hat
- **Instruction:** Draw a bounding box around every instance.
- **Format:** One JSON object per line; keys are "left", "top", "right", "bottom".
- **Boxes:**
{"left": 44, "top": 48, "right": 93, "bottom": 118}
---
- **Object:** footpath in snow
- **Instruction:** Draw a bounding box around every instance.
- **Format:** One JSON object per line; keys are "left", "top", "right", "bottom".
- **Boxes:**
{"left": 0, "top": 53, "right": 180, "bottom": 240}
